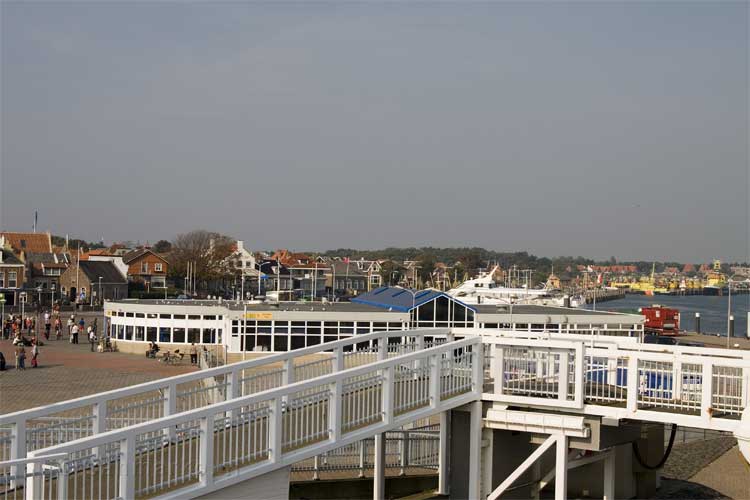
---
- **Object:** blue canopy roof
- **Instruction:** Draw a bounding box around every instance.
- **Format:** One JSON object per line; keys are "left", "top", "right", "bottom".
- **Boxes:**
{"left": 352, "top": 287, "right": 475, "bottom": 313}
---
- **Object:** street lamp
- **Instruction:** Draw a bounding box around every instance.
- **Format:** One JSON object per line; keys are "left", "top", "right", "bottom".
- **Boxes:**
{"left": 396, "top": 286, "right": 419, "bottom": 328}
{"left": 98, "top": 277, "right": 103, "bottom": 307}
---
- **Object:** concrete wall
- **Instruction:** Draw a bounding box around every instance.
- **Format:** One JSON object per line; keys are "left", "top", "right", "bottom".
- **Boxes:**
{"left": 197, "top": 465, "right": 291, "bottom": 500}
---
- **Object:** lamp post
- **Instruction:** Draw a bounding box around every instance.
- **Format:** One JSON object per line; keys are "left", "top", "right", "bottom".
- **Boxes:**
{"left": 396, "top": 286, "right": 418, "bottom": 328}
{"left": 98, "top": 277, "right": 103, "bottom": 307}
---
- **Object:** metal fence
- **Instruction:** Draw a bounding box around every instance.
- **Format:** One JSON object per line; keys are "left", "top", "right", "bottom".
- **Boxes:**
{"left": 14, "top": 337, "right": 480, "bottom": 500}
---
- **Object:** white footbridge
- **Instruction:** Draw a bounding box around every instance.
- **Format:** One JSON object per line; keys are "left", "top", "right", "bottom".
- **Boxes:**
{"left": 1, "top": 328, "right": 748, "bottom": 499}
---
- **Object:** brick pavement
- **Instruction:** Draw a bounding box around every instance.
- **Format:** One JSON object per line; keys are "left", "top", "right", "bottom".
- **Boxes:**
{"left": 0, "top": 333, "right": 198, "bottom": 413}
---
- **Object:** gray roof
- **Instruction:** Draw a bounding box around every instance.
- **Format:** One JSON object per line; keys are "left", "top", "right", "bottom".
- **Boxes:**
{"left": 328, "top": 261, "right": 367, "bottom": 276}
{"left": 0, "top": 249, "right": 23, "bottom": 266}
{"left": 78, "top": 261, "right": 127, "bottom": 283}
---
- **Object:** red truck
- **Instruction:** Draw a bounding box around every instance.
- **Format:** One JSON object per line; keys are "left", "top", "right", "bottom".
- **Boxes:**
{"left": 640, "top": 305, "right": 680, "bottom": 335}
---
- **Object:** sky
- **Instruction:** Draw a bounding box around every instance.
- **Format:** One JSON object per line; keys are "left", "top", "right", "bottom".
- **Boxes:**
{"left": 1, "top": 1, "right": 748, "bottom": 263}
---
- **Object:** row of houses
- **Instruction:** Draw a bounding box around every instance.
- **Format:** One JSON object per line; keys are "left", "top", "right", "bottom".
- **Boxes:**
{"left": 0, "top": 231, "right": 168, "bottom": 306}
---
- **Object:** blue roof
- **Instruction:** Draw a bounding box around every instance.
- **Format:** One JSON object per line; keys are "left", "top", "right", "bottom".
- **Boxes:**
{"left": 352, "top": 287, "right": 476, "bottom": 313}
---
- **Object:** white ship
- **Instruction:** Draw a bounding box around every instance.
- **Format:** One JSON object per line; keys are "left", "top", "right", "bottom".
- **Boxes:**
{"left": 447, "top": 267, "right": 584, "bottom": 308}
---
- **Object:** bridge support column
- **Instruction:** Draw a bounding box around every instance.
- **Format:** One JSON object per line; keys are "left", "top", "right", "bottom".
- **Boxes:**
{"left": 603, "top": 447, "right": 616, "bottom": 500}
{"left": 555, "top": 435, "right": 568, "bottom": 500}
{"left": 374, "top": 433, "right": 386, "bottom": 500}
{"left": 438, "top": 410, "right": 450, "bottom": 496}
{"left": 468, "top": 401, "right": 483, "bottom": 500}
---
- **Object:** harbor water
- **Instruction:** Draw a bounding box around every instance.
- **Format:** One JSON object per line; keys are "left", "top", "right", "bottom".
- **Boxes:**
{"left": 586, "top": 293, "right": 750, "bottom": 339}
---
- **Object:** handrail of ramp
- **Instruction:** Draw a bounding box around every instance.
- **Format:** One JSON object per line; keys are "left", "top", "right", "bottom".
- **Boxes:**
{"left": 0, "top": 328, "right": 452, "bottom": 464}
{"left": 21, "top": 337, "right": 482, "bottom": 500}
{"left": 484, "top": 336, "right": 750, "bottom": 433}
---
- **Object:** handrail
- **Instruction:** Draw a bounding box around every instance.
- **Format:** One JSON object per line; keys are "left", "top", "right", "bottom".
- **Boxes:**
{"left": 30, "top": 337, "right": 481, "bottom": 457}
{"left": 1, "top": 328, "right": 450, "bottom": 424}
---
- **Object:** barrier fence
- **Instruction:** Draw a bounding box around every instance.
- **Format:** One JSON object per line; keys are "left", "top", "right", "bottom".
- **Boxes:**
{"left": 9, "top": 337, "right": 480, "bottom": 500}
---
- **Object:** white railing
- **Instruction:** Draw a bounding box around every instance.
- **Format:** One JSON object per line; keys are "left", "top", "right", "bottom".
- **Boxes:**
{"left": 21, "top": 337, "right": 481, "bottom": 500}
{"left": 292, "top": 426, "right": 440, "bottom": 479}
{"left": 485, "top": 336, "right": 750, "bottom": 432}
{"left": 0, "top": 328, "right": 452, "bottom": 465}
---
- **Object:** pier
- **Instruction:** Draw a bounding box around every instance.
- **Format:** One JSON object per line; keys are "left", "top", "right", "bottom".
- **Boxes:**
{"left": 2, "top": 327, "right": 748, "bottom": 500}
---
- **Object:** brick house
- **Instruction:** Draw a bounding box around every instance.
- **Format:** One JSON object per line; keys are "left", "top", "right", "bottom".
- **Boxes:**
{"left": 0, "top": 237, "right": 25, "bottom": 306}
{"left": 59, "top": 260, "right": 128, "bottom": 304}
{"left": 122, "top": 248, "right": 168, "bottom": 289}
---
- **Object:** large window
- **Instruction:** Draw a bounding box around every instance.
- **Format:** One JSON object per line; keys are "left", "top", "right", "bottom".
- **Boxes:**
{"left": 187, "top": 328, "right": 200, "bottom": 343}
{"left": 7, "top": 271, "right": 17, "bottom": 288}
{"left": 159, "top": 327, "right": 171, "bottom": 343}
{"left": 173, "top": 328, "right": 185, "bottom": 343}
{"left": 0, "top": 273, "right": 4, "bottom": 288}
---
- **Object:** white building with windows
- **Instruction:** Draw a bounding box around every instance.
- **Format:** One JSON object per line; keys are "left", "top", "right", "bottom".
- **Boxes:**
{"left": 104, "top": 287, "right": 644, "bottom": 361}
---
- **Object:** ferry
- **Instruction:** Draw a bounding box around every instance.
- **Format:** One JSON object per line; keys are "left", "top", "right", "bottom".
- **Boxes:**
{"left": 447, "top": 267, "right": 584, "bottom": 307}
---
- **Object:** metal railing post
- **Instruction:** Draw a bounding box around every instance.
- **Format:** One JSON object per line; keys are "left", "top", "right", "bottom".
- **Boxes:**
{"left": 626, "top": 356, "right": 638, "bottom": 412}
{"left": 270, "top": 397, "right": 284, "bottom": 463}
{"left": 400, "top": 430, "right": 409, "bottom": 476}
{"left": 10, "top": 419, "right": 26, "bottom": 488}
{"left": 374, "top": 433, "right": 386, "bottom": 500}
{"left": 313, "top": 454, "right": 320, "bottom": 480}
{"left": 494, "top": 345, "right": 505, "bottom": 396}
{"left": 473, "top": 342, "right": 484, "bottom": 396}
{"left": 329, "top": 380, "right": 342, "bottom": 442}
{"left": 358, "top": 440, "right": 366, "bottom": 478}
{"left": 56, "top": 459, "right": 68, "bottom": 500}
{"left": 558, "top": 352, "right": 570, "bottom": 402}
{"left": 25, "top": 461, "right": 42, "bottom": 500}
{"left": 93, "top": 401, "right": 108, "bottom": 458}
{"left": 199, "top": 414, "right": 215, "bottom": 487}
{"left": 383, "top": 366, "right": 395, "bottom": 425}
{"left": 163, "top": 382, "right": 177, "bottom": 439}
{"left": 118, "top": 435, "right": 136, "bottom": 500}
{"left": 430, "top": 354, "right": 441, "bottom": 408}
{"left": 334, "top": 347, "right": 345, "bottom": 372}
{"left": 701, "top": 362, "right": 713, "bottom": 423}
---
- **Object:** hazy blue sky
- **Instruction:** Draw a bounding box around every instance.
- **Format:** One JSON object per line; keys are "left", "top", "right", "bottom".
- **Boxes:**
{"left": 1, "top": 1, "right": 748, "bottom": 262}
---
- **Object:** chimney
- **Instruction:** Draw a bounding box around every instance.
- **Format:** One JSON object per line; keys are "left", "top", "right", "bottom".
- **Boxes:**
{"left": 237, "top": 240, "right": 244, "bottom": 252}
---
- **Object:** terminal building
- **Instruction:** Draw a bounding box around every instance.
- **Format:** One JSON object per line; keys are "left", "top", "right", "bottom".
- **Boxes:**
{"left": 104, "top": 286, "right": 644, "bottom": 358}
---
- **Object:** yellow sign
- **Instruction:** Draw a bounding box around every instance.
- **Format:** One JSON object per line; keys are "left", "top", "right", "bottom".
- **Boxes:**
{"left": 244, "top": 312, "right": 273, "bottom": 320}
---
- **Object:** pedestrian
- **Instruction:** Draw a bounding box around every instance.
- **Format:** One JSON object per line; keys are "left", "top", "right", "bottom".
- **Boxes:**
{"left": 189, "top": 343, "right": 198, "bottom": 364}
{"left": 78, "top": 317, "right": 85, "bottom": 332}
{"left": 67, "top": 316, "right": 74, "bottom": 337}
{"left": 54, "top": 318, "right": 62, "bottom": 340}
{"left": 71, "top": 324, "right": 79, "bottom": 344}
{"left": 0, "top": 351, "right": 5, "bottom": 371}
{"left": 31, "top": 340, "right": 39, "bottom": 368}
{"left": 16, "top": 345, "right": 25, "bottom": 370}
{"left": 89, "top": 326, "right": 96, "bottom": 352}
{"left": 44, "top": 311, "right": 51, "bottom": 340}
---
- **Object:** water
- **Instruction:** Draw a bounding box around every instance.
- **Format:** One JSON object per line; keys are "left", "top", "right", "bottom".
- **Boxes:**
{"left": 586, "top": 293, "right": 750, "bottom": 339}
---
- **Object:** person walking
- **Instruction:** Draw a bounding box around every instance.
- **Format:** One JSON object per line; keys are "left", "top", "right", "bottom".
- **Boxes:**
{"left": 71, "top": 323, "right": 79, "bottom": 344}
{"left": 31, "top": 341, "right": 39, "bottom": 368}
{"left": 89, "top": 326, "right": 97, "bottom": 352}
{"left": 67, "top": 315, "right": 75, "bottom": 338}
{"left": 54, "top": 317, "right": 62, "bottom": 340}
{"left": 44, "top": 311, "right": 51, "bottom": 341}
{"left": 16, "top": 345, "right": 25, "bottom": 370}
{"left": 189, "top": 343, "right": 198, "bottom": 365}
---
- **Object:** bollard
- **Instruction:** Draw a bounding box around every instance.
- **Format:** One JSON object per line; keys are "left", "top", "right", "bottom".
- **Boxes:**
{"left": 695, "top": 313, "right": 701, "bottom": 334}
{"left": 729, "top": 315, "right": 734, "bottom": 338}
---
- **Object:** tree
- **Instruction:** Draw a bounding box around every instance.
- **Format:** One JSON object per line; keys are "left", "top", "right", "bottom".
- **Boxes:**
{"left": 152, "top": 240, "right": 172, "bottom": 254}
{"left": 169, "top": 230, "right": 235, "bottom": 291}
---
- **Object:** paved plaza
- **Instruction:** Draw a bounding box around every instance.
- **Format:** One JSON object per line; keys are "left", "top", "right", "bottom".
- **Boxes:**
{"left": 0, "top": 325, "right": 199, "bottom": 413}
